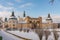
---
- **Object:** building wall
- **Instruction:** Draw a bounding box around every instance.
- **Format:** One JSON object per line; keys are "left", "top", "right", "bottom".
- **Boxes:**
{"left": 16, "top": 23, "right": 33, "bottom": 29}
{"left": 42, "top": 23, "right": 48, "bottom": 28}
{"left": 8, "top": 19, "right": 18, "bottom": 29}
{"left": 42, "top": 23, "right": 58, "bottom": 29}
{"left": 24, "top": 16, "right": 42, "bottom": 29}
{"left": 4, "top": 16, "right": 59, "bottom": 29}
{"left": 53, "top": 23, "right": 58, "bottom": 28}
{"left": 6, "top": 16, "right": 42, "bottom": 29}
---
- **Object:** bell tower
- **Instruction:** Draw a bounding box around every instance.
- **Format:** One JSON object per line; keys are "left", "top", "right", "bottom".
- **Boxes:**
{"left": 46, "top": 13, "right": 52, "bottom": 23}
{"left": 46, "top": 13, "right": 53, "bottom": 28}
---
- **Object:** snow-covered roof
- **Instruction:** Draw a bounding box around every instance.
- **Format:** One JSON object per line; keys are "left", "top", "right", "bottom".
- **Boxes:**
{"left": 9, "top": 11, "right": 17, "bottom": 20}
{"left": 18, "top": 21, "right": 27, "bottom": 23}
{"left": 46, "top": 18, "right": 52, "bottom": 20}
{"left": 42, "top": 20, "right": 47, "bottom": 23}
{"left": 7, "top": 31, "right": 40, "bottom": 40}
{"left": 9, "top": 16, "right": 17, "bottom": 20}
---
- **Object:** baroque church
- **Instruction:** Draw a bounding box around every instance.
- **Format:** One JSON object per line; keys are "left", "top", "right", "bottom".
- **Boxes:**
{"left": 4, "top": 11, "right": 42, "bottom": 29}
{"left": 0, "top": 11, "right": 59, "bottom": 30}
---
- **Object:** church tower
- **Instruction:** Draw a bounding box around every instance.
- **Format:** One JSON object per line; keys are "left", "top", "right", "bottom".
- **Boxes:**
{"left": 46, "top": 13, "right": 53, "bottom": 28}
{"left": 23, "top": 11, "right": 26, "bottom": 17}
{"left": 8, "top": 11, "right": 18, "bottom": 29}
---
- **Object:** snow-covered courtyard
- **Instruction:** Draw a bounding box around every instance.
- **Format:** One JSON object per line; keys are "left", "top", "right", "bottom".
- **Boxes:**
{"left": 0, "top": 30, "right": 40, "bottom": 40}
{"left": 0, "top": 30, "right": 23, "bottom": 40}
{"left": 7, "top": 30, "right": 40, "bottom": 40}
{"left": 1, "top": 29, "right": 60, "bottom": 40}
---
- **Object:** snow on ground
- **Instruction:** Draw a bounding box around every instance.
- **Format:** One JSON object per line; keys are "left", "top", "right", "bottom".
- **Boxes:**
{"left": 58, "top": 35, "right": 60, "bottom": 40}
{"left": 47, "top": 32, "right": 55, "bottom": 40}
{"left": 0, "top": 30, "right": 23, "bottom": 40}
{"left": 7, "top": 30, "right": 40, "bottom": 40}
{"left": 42, "top": 35, "right": 46, "bottom": 40}
{"left": 42, "top": 29, "right": 60, "bottom": 40}
{"left": 43, "top": 28, "right": 60, "bottom": 31}
{"left": 57, "top": 32, "right": 60, "bottom": 40}
{"left": 42, "top": 32, "right": 55, "bottom": 40}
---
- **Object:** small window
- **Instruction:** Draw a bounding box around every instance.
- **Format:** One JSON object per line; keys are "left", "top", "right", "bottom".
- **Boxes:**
{"left": 13, "top": 24, "right": 15, "bottom": 26}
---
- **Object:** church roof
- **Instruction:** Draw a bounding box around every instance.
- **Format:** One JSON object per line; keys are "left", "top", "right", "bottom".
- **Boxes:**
{"left": 9, "top": 11, "right": 17, "bottom": 20}
{"left": 46, "top": 13, "right": 52, "bottom": 20}
{"left": 18, "top": 21, "right": 26, "bottom": 23}
{"left": 11, "top": 11, "right": 15, "bottom": 17}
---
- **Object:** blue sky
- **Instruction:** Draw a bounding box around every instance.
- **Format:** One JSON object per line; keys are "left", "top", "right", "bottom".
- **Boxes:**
{"left": 0, "top": 0, "right": 60, "bottom": 22}
{"left": 0, "top": 0, "right": 60, "bottom": 17}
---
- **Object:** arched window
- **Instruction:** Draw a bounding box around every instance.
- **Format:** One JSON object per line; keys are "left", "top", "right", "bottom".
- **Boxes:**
{"left": 29, "top": 21, "right": 32, "bottom": 23}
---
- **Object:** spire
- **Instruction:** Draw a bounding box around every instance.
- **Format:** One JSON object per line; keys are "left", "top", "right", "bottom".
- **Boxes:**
{"left": 23, "top": 11, "right": 26, "bottom": 17}
{"left": 11, "top": 11, "right": 15, "bottom": 16}
{"left": 48, "top": 13, "right": 51, "bottom": 18}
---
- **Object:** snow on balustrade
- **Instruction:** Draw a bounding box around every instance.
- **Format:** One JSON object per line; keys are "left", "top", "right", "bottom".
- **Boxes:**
{"left": 36, "top": 28, "right": 60, "bottom": 31}
{"left": 42, "top": 35, "right": 46, "bottom": 40}
{"left": 47, "top": 32, "right": 55, "bottom": 40}
{"left": 58, "top": 35, "right": 60, "bottom": 40}
{"left": 0, "top": 30, "right": 22, "bottom": 40}
{"left": 6, "top": 28, "right": 60, "bottom": 40}
{"left": 7, "top": 30, "right": 40, "bottom": 40}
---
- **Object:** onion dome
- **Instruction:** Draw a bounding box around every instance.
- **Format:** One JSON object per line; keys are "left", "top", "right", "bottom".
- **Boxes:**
{"left": 9, "top": 11, "right": 17, "bottom": 20}
{"left": 46, "top": 13, "right": 52, "bottom": 20}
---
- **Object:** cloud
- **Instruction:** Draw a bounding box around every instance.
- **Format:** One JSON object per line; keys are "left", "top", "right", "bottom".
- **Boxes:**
{"left": 42, "top": 15, "right": 60, "bottom": 23}
{"left": 0, "top": 5, "right": 14, "bottom": 11}
{"left": 42, "top": 17, "right": 47, "bottom": 23}
{"left": 14, "top": 11, "right": 26, "bottom": 18}
{"left": 52, "top": 15, "right": 60, "bottom": 23}
{"left": 20, "top": 3, "right": 32, "bottom": 8}
{"left": 0, "top": 11, "right": 11, "bottom": 20}
{"left": 52, "top": 15, "right": 60, "bottom": 19}
{"left": 0, "top": 11, "right": 24, "bottom": 21}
